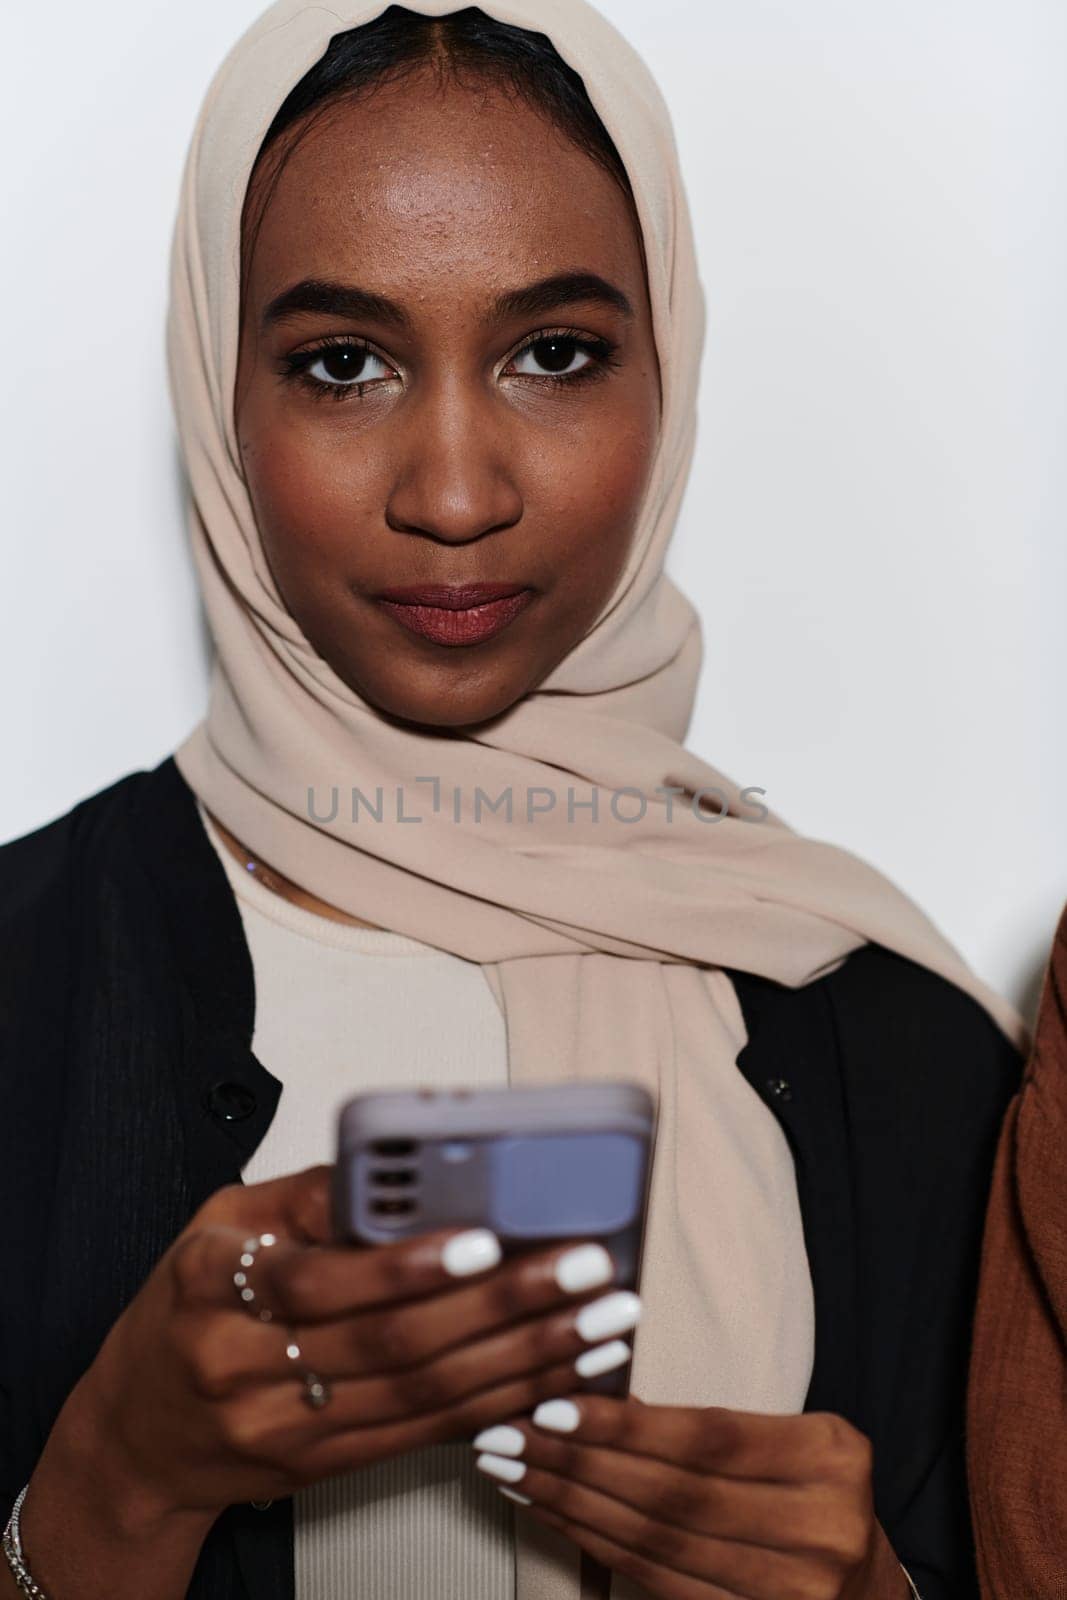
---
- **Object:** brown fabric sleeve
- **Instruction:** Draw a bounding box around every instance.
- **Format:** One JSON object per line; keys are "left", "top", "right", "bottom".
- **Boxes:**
{"left": 967, "top": 906, "right": 1067, "bottom": 1597}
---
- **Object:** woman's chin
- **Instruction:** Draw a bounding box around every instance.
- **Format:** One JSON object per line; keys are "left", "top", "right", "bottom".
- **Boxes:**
{"left": 344, "top": 666, "right": 533, "bottom": 734}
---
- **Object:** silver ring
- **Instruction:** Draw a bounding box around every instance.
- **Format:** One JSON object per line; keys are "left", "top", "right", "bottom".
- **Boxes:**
{"left": 233, "top": 1232, "right": 278, "bottom": 1323}
{"left": 284, "top": 1327, "right": 332, "bottom": 1410}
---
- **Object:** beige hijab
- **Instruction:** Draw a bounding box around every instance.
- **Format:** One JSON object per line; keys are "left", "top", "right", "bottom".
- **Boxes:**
{"left": 168, "top": 2, "right": 1025, "bottom": 1595}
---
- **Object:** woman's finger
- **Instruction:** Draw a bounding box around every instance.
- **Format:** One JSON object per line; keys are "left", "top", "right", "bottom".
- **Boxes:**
{"left": 473, "top": 1460, "right": 822, "bottom": 1600}
{"left": 198, "top": 1287, "right": 637, "bottom": 1428}
{"left": 172, "top": 1226, "right": 626, "bottom": 1350}
{"left": 519, "top": 1394, "right": 868, "bottom": 1485}
{"left": 173, "top": 1214, "right": 619, "bottom": 1323}
{"left": 220, "top": 1354, "right": 589, "bottom": 1489}
{"left": 171, "top": 1217, "right": 509, "bottom": 1321}
{"left": 473, "top": 1418, "right": 842, "bottom": 1552}
{"left": 195, "top": 1282, "right": 638, "bottom": 1398}
{"left": 507, "top": 1497, "right": 747, "bottom": 1600}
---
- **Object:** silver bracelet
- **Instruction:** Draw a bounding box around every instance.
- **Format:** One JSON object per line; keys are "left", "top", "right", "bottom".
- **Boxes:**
{"left": 2, "top": 1486, "right": 52, "bottom": 1599}
{"left": 900, "top": 1561, "right": 922, "bottom": 1599}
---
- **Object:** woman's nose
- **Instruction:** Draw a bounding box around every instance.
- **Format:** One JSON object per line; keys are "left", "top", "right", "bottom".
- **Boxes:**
{"left": 384, "top": 390, "right": 523, "bottom": 545}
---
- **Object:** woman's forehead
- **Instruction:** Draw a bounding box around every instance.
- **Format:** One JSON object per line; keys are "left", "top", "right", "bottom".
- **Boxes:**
{"left": 240, "top": 77, "right": 648, "bottom": 317}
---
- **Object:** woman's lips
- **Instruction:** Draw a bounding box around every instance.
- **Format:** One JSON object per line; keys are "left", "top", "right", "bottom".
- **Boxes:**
{"left": 375, "top": 586, "right": 535, "bottom": 646}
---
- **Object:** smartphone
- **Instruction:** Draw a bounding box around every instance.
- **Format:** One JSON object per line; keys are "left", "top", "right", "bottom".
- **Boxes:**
{"left": 333, "top": 1081, "right": 654, "bottom": 1390}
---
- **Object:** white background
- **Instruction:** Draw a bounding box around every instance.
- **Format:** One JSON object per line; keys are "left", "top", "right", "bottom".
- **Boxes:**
{"left": 3, "top": 0, "right": 1064, "bottom": 1016}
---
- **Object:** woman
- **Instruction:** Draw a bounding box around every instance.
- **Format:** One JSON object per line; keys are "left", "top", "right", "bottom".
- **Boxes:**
{"left": 0, "top": 3, "right": 1025, "bottom": 1599}
{"left": 968, "top": 903, "right": 1067, "bottom": 1597}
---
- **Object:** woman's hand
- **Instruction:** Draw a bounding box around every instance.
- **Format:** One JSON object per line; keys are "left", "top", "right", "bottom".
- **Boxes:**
{"left": 472, "top": 1395, "right": 913, "bottom": 1600}
{"left": 21, "top": 1163, "right": 640, "bottom": 1598}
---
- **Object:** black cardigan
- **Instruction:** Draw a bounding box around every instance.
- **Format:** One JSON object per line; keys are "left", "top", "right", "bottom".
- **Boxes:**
{"left": 0, "top": 756, "right": 1021, "bottom": 1599}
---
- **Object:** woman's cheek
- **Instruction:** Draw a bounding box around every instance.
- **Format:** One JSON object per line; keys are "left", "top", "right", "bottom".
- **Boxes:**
{"left": 548, "top": 430, "right": 652, "bottom": 583}
{"left": 245, "top": 432, "right": 382, "bottom": 572}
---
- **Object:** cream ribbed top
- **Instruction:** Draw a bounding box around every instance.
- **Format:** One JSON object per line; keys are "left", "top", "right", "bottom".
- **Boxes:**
{"left": 198, "top": 801, "right": 515, "bottom": 1600}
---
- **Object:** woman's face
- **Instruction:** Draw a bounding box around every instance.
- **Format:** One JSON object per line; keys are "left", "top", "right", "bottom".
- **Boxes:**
{"left": 235, "top": 70, "right": 661, "bottom": 732}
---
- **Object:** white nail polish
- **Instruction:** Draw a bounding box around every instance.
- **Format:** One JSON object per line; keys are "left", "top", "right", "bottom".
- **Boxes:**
{"left": 472, "top": 1425, "right": 525, "bottom": 1457}
{"left": 533, "top": 1399, "right": 582, "bottom": 1432}
{"left": 498, "top": 1486, "right": 533, "bottom": 1506}
{"left": 442, "top": 1229, "right": 502, "bottom": 1277}
{"left": 476, "top": 1452, "right": 528, "bottom": 1485}
{"left": 553, "top": 1243, "right": 613, "bottom": 1294}
{"left": 574, "top": 1290, "right": 642, "bottom": 1343}
{"left": 575, "top": 1339, "right": 632, "bottom": 1378}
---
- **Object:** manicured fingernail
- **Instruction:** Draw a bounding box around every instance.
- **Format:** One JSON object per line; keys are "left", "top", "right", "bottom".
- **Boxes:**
{"left": 472, "top": 1425, "right": 525, "bottom": 1457}
{"left": 499, "top": 1486, "right": 532, "bottom": 1505}
{"left": 476, "top": 1452, "right": 528, "bottom": 1484}
{"left": 442, "top": 1229, "right": 502, "bottom": 1277}
{"left": 532, "top": 1399, "right": 581, "bottom": 1432}
{"left": 575, "top": 1338, "right": 632, "bottom": 1378}
{"left": 575, "top": 1290, "right": 641, "bottom": 1343}
{"left": 553, "top": 1243, "right": 613, "bottom": 1294}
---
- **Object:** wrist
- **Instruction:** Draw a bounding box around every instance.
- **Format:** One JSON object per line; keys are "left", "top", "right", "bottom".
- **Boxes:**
{"left": 11, "top": 1385, "right": 216, "bottom": 1600}
{"left": 14, "top": 1467, "right": 214, "bottom": 1600}
{"left": 854, "top": 1521, "right": 915, "bottom": 1600}
{"left": 37, "top": 1374, "right": 212, "bottom": 1541}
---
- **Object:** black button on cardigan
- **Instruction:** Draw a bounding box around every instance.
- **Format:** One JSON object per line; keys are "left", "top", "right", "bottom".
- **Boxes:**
{"left": 0, "top": 756, "right": 1022, "bottom": 1599}
{"left": 204, "top": 1081, "right": 259, "bottom": 1122}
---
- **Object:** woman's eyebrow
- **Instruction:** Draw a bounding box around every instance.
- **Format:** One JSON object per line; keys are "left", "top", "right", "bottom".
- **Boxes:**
{"left": 261, "top": 271, "right": 634, "bottom": 331}
{"left": 491, "top": 271, "right": 634, "bottom": 324}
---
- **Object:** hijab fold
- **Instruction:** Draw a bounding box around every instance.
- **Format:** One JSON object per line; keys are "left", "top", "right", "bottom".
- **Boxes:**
{"left": 167, "top": 4, "right": 1025, "bottom": 1595}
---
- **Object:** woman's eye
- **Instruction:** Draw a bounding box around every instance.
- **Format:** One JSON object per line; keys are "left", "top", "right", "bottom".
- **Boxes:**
{"left": 304, "top": 343, "right": 392, "bottom": 386}
{"left": 509, "top": 335, "right": 596, "bottom": 379}
{"left": 284, "top": 330, "right": 615, "bottom": 397}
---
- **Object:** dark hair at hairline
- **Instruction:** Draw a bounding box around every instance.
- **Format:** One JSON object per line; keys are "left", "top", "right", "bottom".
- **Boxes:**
{"left": 249, "top": 5, "right": 635, "bottom": 208}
